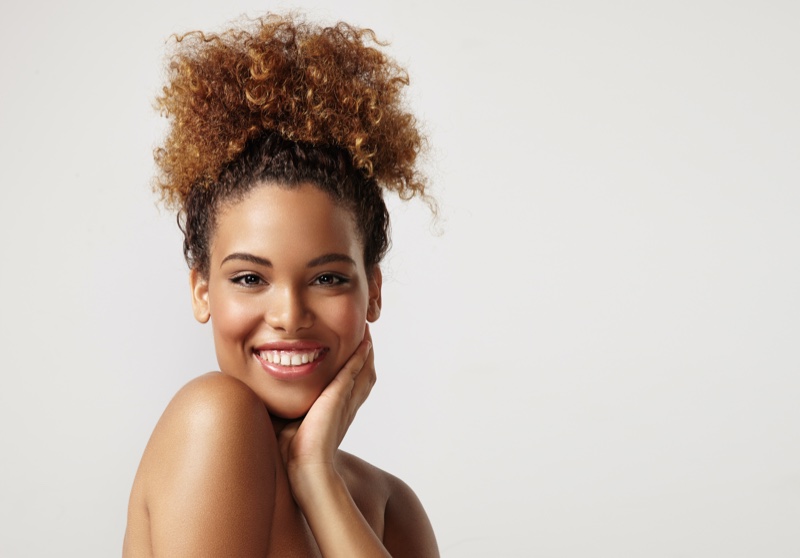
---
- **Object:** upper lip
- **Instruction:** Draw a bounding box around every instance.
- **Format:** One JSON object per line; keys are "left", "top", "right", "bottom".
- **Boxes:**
{"left": 253, "top": 340, "right": 327, "bottom": 351}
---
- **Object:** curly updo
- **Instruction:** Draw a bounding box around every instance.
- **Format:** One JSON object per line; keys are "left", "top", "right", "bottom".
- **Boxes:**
{"left": 154, "top": 13, "right": 427, "bottom": 276}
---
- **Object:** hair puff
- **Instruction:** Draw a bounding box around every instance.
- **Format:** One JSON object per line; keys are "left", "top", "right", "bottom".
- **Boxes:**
{"left": 154, "top": 13, "right": 426, "bottom": 209}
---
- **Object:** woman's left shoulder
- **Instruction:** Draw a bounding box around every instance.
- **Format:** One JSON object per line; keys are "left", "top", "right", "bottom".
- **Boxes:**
{"left": 336, "top": 451, "right": 439, "bottom": 557}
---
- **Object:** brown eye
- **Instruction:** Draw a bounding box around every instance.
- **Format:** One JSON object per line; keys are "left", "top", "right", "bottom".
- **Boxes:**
{"left": 313, "top": 273, "right": 348, "bottom": 286}
{"left": 232, "top": 273, "right": 264, "bottom": 287}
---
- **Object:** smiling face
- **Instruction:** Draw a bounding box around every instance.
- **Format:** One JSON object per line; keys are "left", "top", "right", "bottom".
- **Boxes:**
{"left": 189, "top": 182, "right": 382, "bottom": 419}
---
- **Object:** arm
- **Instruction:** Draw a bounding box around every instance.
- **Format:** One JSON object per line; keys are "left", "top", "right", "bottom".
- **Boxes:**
{"left": 276, "top": 333, "right": 390, "bottom": 557}
{"left": 278, "top": 329, "right": 438, "bottom": 557}
{"left": 136, "top": 374, "right": 277, "bottom": 557}
{"left": 292, "top": 465, "right": 391, "bottom": 557}
{"left": 383, "top": 477, "right": 439, "bottom": 557}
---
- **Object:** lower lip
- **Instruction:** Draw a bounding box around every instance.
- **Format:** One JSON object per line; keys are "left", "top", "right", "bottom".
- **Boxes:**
{"left": 254, "top": 350, "right": 328, "bottom": 381}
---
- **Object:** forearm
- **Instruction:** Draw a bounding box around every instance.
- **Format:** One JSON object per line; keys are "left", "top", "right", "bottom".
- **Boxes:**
{"left": 291, "top": 465, "right": 391, "bottom": 558}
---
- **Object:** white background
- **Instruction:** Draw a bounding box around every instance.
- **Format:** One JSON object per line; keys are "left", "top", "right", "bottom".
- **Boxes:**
{"left": 1, "top": 1, "right": 799, "bottom": 556}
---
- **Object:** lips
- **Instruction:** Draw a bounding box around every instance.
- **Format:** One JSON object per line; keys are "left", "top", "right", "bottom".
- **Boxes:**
{"left": 252, "top": 341, "right": 329, "bottom": 380}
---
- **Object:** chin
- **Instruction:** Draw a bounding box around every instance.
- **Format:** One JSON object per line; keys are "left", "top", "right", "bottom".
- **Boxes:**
{"left": 264, "top": 395, "right": 317, "bottom": 421}
{"left": 268, "top": 408, "right": 308, "bottom": 421}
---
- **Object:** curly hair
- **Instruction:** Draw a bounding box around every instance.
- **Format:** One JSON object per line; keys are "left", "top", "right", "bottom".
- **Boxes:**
{"left": 154, "top": 13, "right": 427, "bottom": 275}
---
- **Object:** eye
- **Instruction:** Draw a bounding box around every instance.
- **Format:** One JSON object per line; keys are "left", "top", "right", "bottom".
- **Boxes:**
{"left": 313, "top": 273, "right": 349, "bottom": 287}
{"left": 231, "top": 273, "right": 265, "bottom": 287}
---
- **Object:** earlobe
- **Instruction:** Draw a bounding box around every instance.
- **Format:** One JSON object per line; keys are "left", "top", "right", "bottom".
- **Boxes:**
{"left": 189, "top": 268, "right": 211, "bottom": 324}
{"left": 366, "top": 266, "right": 382, "bottom": 323}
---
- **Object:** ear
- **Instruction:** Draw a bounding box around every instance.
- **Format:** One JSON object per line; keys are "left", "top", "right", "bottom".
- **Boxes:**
{"left": 189, "top": 268, "right": 211, "bottom": 324}
{"left": 366, "top": 266, "right": 382, "bottom": 323}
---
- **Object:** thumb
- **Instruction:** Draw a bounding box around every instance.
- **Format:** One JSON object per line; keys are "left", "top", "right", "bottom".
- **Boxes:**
{"left": 276, "top": 420, "right": 300, "bottom": 461}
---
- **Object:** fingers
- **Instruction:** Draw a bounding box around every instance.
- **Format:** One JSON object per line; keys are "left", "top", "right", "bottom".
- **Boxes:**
{"left": 353, "top": 325, "right": 375, "bottom": 398}
{"left": 324, "top": 333, "right": 375, "bottom": 417}
{"left": 282, "top": 332, "right": 377, "bottom": 470}
{"left": 275, "top": 419, "right": 301, "bottom": 463}
{"left": 350, "top": 340, "right": 375, "bottom": 409}
{"left": 333, "top": 336, "right": 373, "bottom": 385}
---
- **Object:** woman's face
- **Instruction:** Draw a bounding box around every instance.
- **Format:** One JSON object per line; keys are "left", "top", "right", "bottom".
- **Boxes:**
{"left": 190, "top": 182, "right": 382, "bottom": 419}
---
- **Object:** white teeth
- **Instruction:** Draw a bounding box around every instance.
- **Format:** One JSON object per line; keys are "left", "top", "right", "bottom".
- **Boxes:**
{"left": 259, "top": 349, "right": 321, "bottom": 367}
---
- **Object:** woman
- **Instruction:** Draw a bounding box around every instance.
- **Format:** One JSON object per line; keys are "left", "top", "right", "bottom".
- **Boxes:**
{"left": 123, "top": 13, "right": 438, "bottom": 557}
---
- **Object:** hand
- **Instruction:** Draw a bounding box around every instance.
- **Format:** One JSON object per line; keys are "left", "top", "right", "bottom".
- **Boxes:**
{"left": 276, "top": 326, "right": 376, "bottom": 485}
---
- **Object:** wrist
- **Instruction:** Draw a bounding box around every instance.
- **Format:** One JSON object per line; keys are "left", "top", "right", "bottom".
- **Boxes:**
{"left": 288, "top": 461, "right": 342, "bottom": 505}
{"left": 289, "top": 461, "right": 390, "bottom": 558}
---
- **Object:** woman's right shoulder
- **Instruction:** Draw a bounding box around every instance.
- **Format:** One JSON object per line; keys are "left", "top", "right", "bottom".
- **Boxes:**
{"left": 139, "top": 372, "right": 276, "bottom": 487}
{"left": 158, "top": 372, "right": 266, "bottom": 422}
{"left": 169, "top": 371, "right": 264, "bottom": 412}
{"left": 132, "top": 373, "right": 278, "bottom": 556}
{"left": 140, "top": 373, "right": 267, "bottom": 453}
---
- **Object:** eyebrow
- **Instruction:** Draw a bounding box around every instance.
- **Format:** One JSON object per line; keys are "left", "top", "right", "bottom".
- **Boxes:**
{"left": 306, "top": 253, "right": 357, "bottom": 268}
{"left": 220, "top": 252, "right": 356, "bottom": 269}
{"left": 221, "top": 252, "right": 272, "bottom": 268}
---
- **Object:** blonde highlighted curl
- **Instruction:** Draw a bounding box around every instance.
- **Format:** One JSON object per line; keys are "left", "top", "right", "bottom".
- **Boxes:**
{"left": 154, "top": 13, "right": 426, "bottom": 210}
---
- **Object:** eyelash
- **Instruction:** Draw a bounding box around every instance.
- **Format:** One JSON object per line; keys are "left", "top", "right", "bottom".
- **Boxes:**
{"left": 231, "top": 273, "right": 264, "bottom": 287}
{"left": 313, "top": 273, "right": 349, "bottom": 287}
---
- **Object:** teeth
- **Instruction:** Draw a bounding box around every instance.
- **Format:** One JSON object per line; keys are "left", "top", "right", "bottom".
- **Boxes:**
{"left": 260, "top": 349, "right": 321, "bottom": 366}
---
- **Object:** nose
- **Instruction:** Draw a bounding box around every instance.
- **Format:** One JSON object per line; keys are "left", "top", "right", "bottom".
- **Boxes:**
{"left": 265, "top": 285, "right": 313, "bottom": 333}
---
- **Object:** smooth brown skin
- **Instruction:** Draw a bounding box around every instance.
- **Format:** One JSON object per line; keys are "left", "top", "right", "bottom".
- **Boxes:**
{"left": 123, "top": 184, "right": 438, "bottom": 557}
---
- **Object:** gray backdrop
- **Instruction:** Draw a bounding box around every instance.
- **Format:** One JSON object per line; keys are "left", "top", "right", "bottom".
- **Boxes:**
{"left": 1, "top": 0, "right": 798, "bottom": 556}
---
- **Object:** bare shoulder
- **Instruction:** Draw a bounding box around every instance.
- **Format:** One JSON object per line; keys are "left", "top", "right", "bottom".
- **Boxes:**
{"left": 336, "top": 452, "right": 439, "bottom": 558}
{"left": 140, "top": 372, "right": 275, "bottom": 481}
{"left": 154, "top": 371, "right": 269, "bottom": 428}
{"left": 172, "top": 370, "right": 263, "bottom": 407}
{"left": 127, "top": 373, "right": 277, "bottom": 557}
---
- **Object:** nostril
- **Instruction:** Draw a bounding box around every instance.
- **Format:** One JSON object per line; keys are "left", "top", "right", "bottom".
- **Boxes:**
{"left": 264, "top": 291, "right": 314, "bottom": 332}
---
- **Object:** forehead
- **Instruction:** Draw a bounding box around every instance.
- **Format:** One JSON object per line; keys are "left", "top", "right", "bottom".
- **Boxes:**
{"left": 211, "top": 183, "right": 362, "bottom": 263}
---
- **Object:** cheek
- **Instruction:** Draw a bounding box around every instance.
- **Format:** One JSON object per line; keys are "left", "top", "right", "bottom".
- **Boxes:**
{"left": 318, "top": 296, "right": 368, "bottom": 352}
{"left": 209, "top": 290, "right": 261, "bottom": 343}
